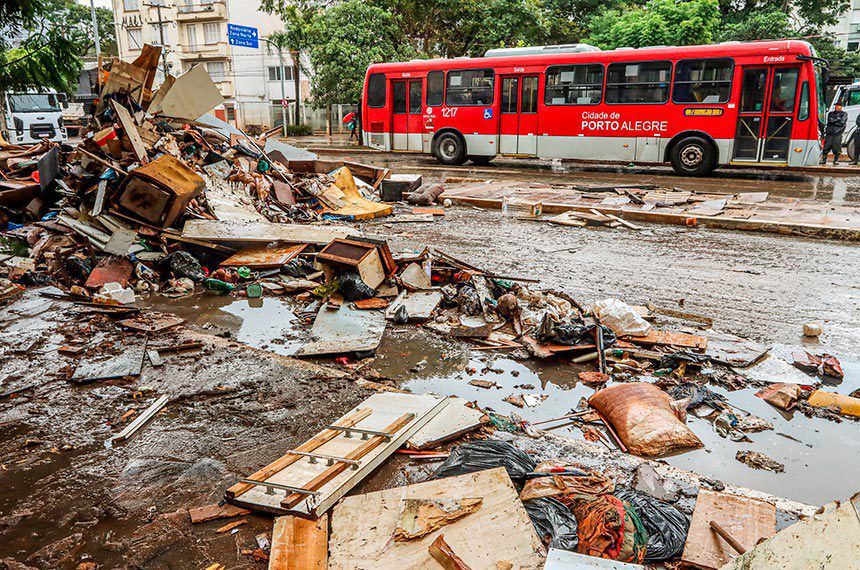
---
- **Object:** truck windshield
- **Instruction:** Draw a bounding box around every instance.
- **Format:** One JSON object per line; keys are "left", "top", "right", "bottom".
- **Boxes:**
{"left": 8, "top": 93, "right": 60, "bottom": 113}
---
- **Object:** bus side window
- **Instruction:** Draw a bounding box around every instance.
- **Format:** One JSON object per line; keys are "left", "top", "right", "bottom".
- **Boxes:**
{"left": 427, "top": 71, "right": 444, "bottom": 106}
{"left": 672, "top": 59, "right": 733, "bottom": 104}
{"left": 798, "top": 82, "right": 810, "bottom": 121}
{"left": 446, "top": 69, "right": 494, "bottom": 106}
{"left": 606, "top": 61, "right": 672, "bottom": 104}
{"left": 367, "top": 73, "right": 386, "bottom": 108}
{"left": 545, "top": 64, "right": 603, "bottom": 105}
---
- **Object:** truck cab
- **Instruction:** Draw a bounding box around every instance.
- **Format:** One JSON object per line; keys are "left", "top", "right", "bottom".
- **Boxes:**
{"left": 4, "top": 90, "right": 68, "bottom": 145}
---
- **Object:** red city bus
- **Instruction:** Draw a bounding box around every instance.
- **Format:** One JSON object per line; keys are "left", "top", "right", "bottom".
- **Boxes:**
{"left": 362, "top": 40, "right": 827, "bottom": 175}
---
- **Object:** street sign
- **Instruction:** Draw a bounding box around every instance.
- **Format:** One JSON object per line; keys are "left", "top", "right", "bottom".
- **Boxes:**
{"left": 227, "top": 24, "right": 259, "bottom": 49}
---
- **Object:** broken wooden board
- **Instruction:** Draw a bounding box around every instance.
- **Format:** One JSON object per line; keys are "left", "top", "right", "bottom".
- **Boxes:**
{"left": 221, "top": 244, "right": 306, "bottom": 269}
{"left": 111, "top": 100, "right": 149, "bottom": 164}
{"left": 117, "top": 312, "right": 184, "bottom": 333}
{"left": 395, "top": 497, "right": 483, "bottom": 541}
{"left": 107, "top": 394, "right": 169, "bottom": 446}
{"left": 328, "top": 467, "right": 545, "bottom": 569}
{"left": 296, "top": 302, "right": 387, "bottom": 357}
{"left": 189, "top": 503, "right": 251, "bottom": 524}
{"left": 624, "top": 329, "right": 708, "bottom": 352}
{"left": 544, "top": 548, "right": 645, "bottom": 569}
{"left": 720, "top": 493, "right": 860, "bottom": 570}
{"left": 703, "top": 330, "right": 770, "bottom": 367}
{"left": 268, "top": 515, "right": 328, "bottom": 570}
{"left": 226, "top": 393, "right": 449, "bottom": 517}
{"left": 406, "top": 397, "right": 488, "bottom": 450}
{"left": 85, "top": 256, "right": 134, "bottom": 289}
{"left": 70, "top": 337, "right": 146, "bottom": 384}
{"left": 182, "top": 220, "right": 354, "bottom": 246}
{"left": 681, "top": 489, "right": 776, "bottom": 570}
{"left": 385, "top": 290, "right": 443, "bottom": 322}
{"left": 322, "top": 166, "right": 393, "bottom": 220}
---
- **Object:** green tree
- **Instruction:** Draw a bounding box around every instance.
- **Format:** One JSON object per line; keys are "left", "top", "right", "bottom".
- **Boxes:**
{"left": 587, "top": 0, "right": 722, "bottom": 50}
{"left": 306, "top": 0, "right": 413, "bottom": 107}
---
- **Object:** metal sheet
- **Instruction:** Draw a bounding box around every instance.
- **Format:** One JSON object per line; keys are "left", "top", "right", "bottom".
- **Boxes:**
{"left": 221, "top": 244, "right": 305, "bottom": 268}
{"left": 296, "top": 303, "right": 386, "bottom": 356}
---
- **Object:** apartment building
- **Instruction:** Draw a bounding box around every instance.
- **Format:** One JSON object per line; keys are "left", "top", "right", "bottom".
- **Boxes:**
{"left": 111, "top": 0, "right": 310, "bottom": 129}
{"left": 826, "top": 0, "right": 860, "bottom": 52}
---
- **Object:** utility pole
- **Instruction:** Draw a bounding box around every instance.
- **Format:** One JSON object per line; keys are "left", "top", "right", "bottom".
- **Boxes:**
{"left": 89, "top": 0, "right": 101, "bottom": 60}
{"left": 143, "top": 2, "right": 171, "bottom": 78}
{"left": 263, "top": 37, "right": 289, "bottom": 136}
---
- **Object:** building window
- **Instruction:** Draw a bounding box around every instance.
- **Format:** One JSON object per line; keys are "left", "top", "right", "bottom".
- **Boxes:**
{"left": 186, "top": 24, "right": 198, "bottom": 48}
{"left": 150, "top": 23, "right": 168, "bottom": 46}
{"left": 848, "top": 41, "right": 860, "bottom": 52}
{"left": 446, "top": 69, "right": 494, "bottom": 106}
{"left": 204, "top": 22, "right": 220, "bottom": 44}
{"left": 426, "top": 70, "right": 444, "bottom": 106}
{"left": 606, "top": 61, "right": 671, "bottom": 104}
{"left": 207, "top": 61, "right": 227, "bottom": 82}
{"left": 268, "top": 66, "right": 293, "bottom": 81}
{"left": 367, "top": 73, "right": 386, "bottom": 108}
{"left": 673, "top": 59, "right": 733, "bottom": 104}
{"left": 123, "top": 0, "right": 139, "bottom": 10}
{"left": 226, "top": 106, "right": 235, "bottom": 121}
{"left": 126, "top": 28, "right": 142, "bottom": 50}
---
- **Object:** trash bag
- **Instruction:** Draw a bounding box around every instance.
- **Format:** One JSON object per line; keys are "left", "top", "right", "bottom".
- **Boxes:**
{"left": 161, "top": 251, "right": 205, "bottom": 282}
{"left": 282, "top": 258, "right": 316, "bottom": 278}
{"left": 337, "top": 272, "right": 376, "bottom": 301}
{"left": 537, "top": 314, "right": 617, "bottom": 348}
{"left": 433, "top": 440, "right": 536, "bottom": 488}
{"left": 667, "top": 382, "right": 728, "bottom": 412}
{"left": 64, "top": 255, "right": 92, "bottom": 281}
{"left": 524, "top": 497, "right": 579, "bottom": 552}
{"left": 658, "top": 351, "right": 710, "bottom": 371}
{"left": 391, "top": 303, "right": 409, "bottom": 324}
{"left": 593, "top": 298, "right": 652, "bottom": 336}
{"left": 614, "top": 487, "right": 690, "bottom": 562}
{"left": 456, "top": 283, "right": 482, "bottom": 316}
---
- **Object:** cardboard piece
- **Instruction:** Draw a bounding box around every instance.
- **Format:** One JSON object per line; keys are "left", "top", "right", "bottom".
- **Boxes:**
{"left": 156, "top": 64, "right": 224, "bottom": 121}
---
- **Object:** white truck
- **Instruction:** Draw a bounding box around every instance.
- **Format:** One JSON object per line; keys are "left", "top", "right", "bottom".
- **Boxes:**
{"left": 3, "top": 89, "right": 68, "bottom": 145}
{"left": 831, "top": 82, "right": 860, "bottom": 161}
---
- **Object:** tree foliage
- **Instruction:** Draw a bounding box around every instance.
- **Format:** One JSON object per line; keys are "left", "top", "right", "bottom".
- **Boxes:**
{"left": 306, "top": 0, "right": 413, "bottom": 107}
{"left": 587, "top": 0, "right": 722, "bottom": 49}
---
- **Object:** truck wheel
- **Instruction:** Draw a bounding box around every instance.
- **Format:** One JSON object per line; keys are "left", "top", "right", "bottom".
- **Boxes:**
{"left": 434, "top": 132, "right": 467, "bottom": 166}
{"left": 670, "top": 136, "right": 715, "bottom": 176}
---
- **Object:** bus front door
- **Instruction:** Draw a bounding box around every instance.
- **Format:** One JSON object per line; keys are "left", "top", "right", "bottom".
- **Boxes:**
{"left": 407, "top": 79, "right": 423, "bottom": 151}
{"left": 499, "top": 75, "right": 539, "bottom": 156}
{"left": 733, "top": 66, "right": 800, "bottom": 163}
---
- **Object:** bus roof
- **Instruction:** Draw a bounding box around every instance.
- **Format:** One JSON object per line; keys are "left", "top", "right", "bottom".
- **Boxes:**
{"left": 367, "top": 40, "right": 815, "bottom": 74}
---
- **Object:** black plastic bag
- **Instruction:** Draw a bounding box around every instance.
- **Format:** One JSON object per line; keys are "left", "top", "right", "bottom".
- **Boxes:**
{"left": 282, "top": 258, "right": 316, "bottom": 278}
{"left": 161, "top": 251, "right": 205, "bottom": 282}
{"left": 537, "top": 314, "right": 617, "bottom": 348}
{"left": 668, "top": 382, "right": 728, "bottom": 411}
{"left": 614, "top": 487, "right": 690, "bottom": 562}
{"left": 523, "top": 497, "right": 579, "bottom": 552}
{"left": 338, "top": 272, "right": 376, "bottom": 301}
{"left": 432, "top": 440, "right": 536, "bottom": 488}
{"left": 658, "top": 351, "right": 710, "bottom": 371}
{"left": 456, "top": 283, "right": 482, "bottom": 316}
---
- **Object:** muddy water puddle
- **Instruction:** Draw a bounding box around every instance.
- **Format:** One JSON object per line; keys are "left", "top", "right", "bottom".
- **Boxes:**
{"left": 151, "top": 294, "right": 860, "bottom": 506}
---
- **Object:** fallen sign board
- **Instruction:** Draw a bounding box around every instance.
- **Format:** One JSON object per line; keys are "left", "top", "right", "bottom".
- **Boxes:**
{"left": 225, "top": 393, "right": 449, "bottom": 517}
{"left": 682, "top": 489, "right": 776, "bottom": 570}
{"left": 181, "top": 220, "right": 354, "bottom": 246}
{"left": 296, "top": 302, "right": 386, "bottom": 357}
{"left": 328, "top": 467, "right": 545, "bottom": 569}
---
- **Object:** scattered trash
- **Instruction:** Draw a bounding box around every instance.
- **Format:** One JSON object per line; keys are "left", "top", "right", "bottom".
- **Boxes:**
{"left": 735, "top": 450, "right": 785, "bottom": 473}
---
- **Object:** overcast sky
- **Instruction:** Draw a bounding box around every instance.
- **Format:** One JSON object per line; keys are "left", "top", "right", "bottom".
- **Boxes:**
{"left": 79, "top": 0, "right": 113, "bottom": 8}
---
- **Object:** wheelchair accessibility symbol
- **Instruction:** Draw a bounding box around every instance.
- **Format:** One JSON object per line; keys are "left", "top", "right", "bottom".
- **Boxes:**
{"left": 483, "top": 108, "right": 493, "bottom": 120}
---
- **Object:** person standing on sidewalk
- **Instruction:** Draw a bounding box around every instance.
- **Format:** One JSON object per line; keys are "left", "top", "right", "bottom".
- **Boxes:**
{"left": 821, "top": 103, "right": 848, "bottom": 165}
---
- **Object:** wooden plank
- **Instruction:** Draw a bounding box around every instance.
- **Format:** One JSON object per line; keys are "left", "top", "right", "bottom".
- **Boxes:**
{"left": 406, "top": 397, "right": 488, "bottom": 450}
{"left": 269, "top": 515, "right": 328, "bottom": 570}
{"left": 108, "top": 394, "right": 169, "bottom": 445}
{"left": 681, "top": 489, "right": 776, "bottom": 570}
{"left": 623, "top": 329, "right": 708, "bottom": 351}
{"left": 220, "top": 244, "right": 306, "bottom": 268}
{"left": 189, "top": 503, "right": 251, "bottom": 524}
{"left": 111, "top": 100, "right": 149, "bottom": 164}
{"left": 280, "top": 412, "right": 416, "bottom": 509}
{"left": 328, "top": 467, "right": 545, "bottom": 569}
{"left": 182, "top": 220, "right": 354, "bottom": 245}
{"left": 225, "top": 407, "right": 373, "bottom": 499}
{"left": 229, "top": 393, "right": 449, "bottom": 517}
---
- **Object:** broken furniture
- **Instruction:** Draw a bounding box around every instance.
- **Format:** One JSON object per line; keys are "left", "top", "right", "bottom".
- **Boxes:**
{"left": 316, "top": 238, "right": 387, "bottom": 289}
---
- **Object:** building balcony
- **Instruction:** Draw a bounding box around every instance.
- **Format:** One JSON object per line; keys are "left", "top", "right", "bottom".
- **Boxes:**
{"left": 175, "top": 1, "right": 227, "bottom": 21}
{"left": 178, "top": 43, "right": 230, "bottom": 57}
{"left": 215, "top": 80, "right": 234, "bottom": 98}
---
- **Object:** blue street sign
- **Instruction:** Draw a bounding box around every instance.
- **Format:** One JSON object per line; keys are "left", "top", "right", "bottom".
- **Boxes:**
{"left": 227, "top": 24, "right": 259, "bottom": 48}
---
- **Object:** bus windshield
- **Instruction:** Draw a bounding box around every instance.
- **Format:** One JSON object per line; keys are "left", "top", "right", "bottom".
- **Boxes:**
{"left": 8, "top": 93, "right": 60, "bottom": 113}
{"left": 815, "top": 66, "right": 827, "bottom": 127}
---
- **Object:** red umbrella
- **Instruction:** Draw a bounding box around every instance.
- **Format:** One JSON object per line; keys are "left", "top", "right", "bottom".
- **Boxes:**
{"left": 342, "top": 112, "right": 356, "bottom": 124}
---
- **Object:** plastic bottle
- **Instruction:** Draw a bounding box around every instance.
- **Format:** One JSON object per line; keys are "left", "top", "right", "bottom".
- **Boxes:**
{"left": 204, "top": 278, "right": 236, "bottom": 294}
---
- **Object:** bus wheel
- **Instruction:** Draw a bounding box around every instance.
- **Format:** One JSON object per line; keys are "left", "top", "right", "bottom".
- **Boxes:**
{"left": 848, "top": 137, "right": 857, "bottom": 163}
{"left": 670, "top": 136, "right": 715, "bottom": 176}
{"left": 469, "top": 155, "right": 494, "bottom": 165}
{"left": 434, "top": 132, "right": 467, "bottom": 165}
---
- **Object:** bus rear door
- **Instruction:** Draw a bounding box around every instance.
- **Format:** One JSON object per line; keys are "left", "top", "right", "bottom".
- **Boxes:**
{"left": 498, "top": 74, "right": 539, "bottom": 156}
{"left": 391, "top": 79, "right": 423, "bottom": 151}
{"left": 733, "top": 66, "right": 800, "bottom": 163}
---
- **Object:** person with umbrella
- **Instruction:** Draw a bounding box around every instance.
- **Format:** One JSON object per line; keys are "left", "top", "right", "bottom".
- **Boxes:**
{"left": 343, "top": 111, "right": 358, "bottom": 142}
